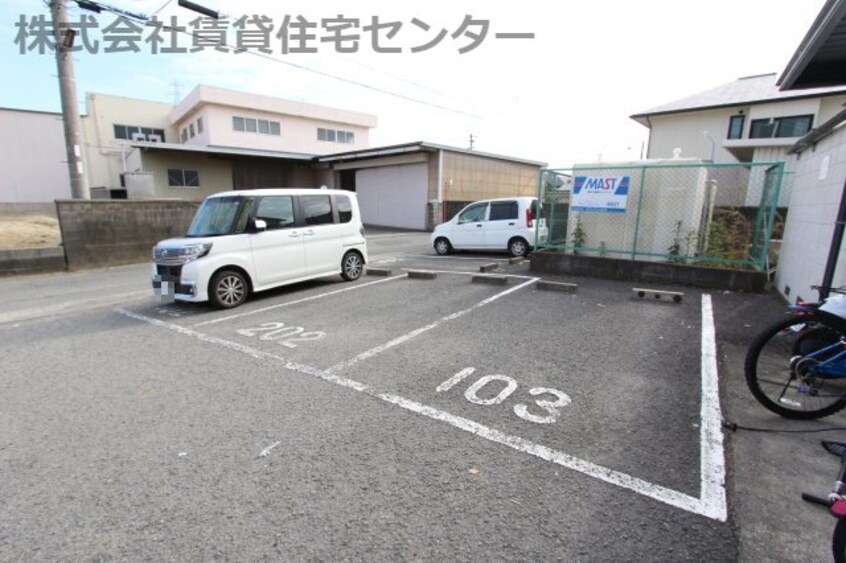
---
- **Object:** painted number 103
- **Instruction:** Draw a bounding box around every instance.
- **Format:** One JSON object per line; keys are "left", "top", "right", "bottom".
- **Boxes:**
{"left": 437, "top": 367, "right": 571, "bottom": 424}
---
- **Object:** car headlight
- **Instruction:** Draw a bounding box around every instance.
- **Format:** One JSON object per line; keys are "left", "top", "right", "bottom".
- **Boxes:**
{"left": 154, "top": 243, "right": 213, "bottom": 265}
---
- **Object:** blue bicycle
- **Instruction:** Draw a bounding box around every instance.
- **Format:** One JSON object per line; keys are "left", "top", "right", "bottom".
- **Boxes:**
{"left": 745, "top": 288, "right": 846, "bottom": 419}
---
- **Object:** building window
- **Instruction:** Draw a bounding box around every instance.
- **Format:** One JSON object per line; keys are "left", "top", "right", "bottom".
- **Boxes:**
{"left": 114, "top": 124, "right": 165, "bottom": 142}
{"left": 749, "top": 114, "right": 813, "bottom": 139}
{"left": 197, "top": 117, "right": 203, "bottom": 135}
{"left": 317, "top": 127, "right": 355, "bottom": 144}
{"left": 233, "top": 115, "right": 280, "bottom": 135}
{"left": 727, "top": 115, "right": 744, "bottom": 140}
{"left": 189, "top": 123, "right": 195, "bottom": 138}
{"left": 180, "top": 128, "right": 188, "bottom": 143}
{"left": 168, "top": 169, "right": 199, "bottom": 187}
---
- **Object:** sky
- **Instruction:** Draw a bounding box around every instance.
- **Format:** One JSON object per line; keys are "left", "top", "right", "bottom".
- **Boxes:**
{"left": 0, "top": 0, "right": 830, "bottom": 168}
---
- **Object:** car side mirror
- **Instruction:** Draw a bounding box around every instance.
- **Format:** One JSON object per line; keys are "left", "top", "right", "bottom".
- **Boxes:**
{"left": 253, "top": 219, "right": 267, "bottom": 232}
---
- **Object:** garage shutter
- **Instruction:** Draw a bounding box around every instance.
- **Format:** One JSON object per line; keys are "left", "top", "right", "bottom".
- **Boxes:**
{"left": 356, "top": 164, "right": 428, "bottom": 229}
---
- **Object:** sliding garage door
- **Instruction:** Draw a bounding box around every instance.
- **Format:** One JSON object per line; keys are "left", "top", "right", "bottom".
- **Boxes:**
{"left": 356, "top": 164, "right": 428, "bottom": 230}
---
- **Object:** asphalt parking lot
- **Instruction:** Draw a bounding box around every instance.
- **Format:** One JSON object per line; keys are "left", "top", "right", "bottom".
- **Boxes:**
{"left": 1, "top": 230, "right": 844, "bottom": 560}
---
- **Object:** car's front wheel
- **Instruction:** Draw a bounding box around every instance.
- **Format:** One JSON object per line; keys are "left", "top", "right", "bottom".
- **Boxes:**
{"left": 209, "top": 270, "right": 248, "bottom": 309}
{"left": 434, "top": 237, "right": 452, "bottom": 255}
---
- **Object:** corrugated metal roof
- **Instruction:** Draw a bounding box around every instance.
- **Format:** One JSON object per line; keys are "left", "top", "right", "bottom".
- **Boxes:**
{"left": 315, "top": 141, "right": 547, "bottom": 167}
{"left": 631, "top": 73, "right": 846, "bottom": 125}
{"left": 130, "top": 141, "right": 316, "bottom": 160}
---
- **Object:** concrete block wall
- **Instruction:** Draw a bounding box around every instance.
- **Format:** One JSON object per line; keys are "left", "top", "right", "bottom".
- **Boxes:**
{"left": 56, "top": 200, "right": 200, "bottom": 270}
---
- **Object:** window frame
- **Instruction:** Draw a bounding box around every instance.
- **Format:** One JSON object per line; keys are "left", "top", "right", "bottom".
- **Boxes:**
{"left": 727, "top": 115, "right": 745, "bottom": 140}
{"left": 749, "top": 114, "right": 814, "bottom": 139}
{"left": 167, "top": 168, "right": 200, "bottom": 188}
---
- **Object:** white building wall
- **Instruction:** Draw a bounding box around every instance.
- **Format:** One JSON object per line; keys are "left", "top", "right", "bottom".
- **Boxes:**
{"left": 196, "top": 105, "right": 370, "bottom": 155}
{"left": 775, "top": 125, "right": 846, "bottom": 302}
{"left": 171, "top": 85, "right": 375, "bottom": 155}
{"left": 816, "top": 95, "right": 846, "bottom": 123}
{"left": 0, "top": 109, "right": 71, "bottom": 203}
{"left": 647, "top": 109, "right": 739, "bottom": 163}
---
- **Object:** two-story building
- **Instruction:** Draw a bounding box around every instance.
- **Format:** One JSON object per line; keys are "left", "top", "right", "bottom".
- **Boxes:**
{"left": 631, "top": 75, "right": 846, "bottom": 207}
{"left": 101, "top": 85, "right": 376, "bottom": 199}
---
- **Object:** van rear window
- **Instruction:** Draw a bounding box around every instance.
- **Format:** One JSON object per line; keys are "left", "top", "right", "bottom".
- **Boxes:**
{"left": 490, "top": 201, "right": 518, "bottom": 221}
{"left": 336, "top": 195, "right": 352, "bottom": 223}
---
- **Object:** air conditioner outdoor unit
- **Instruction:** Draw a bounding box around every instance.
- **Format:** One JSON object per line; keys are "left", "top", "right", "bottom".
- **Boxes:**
{"left": 131, "top": 132, "right": 146, "bottom": 141}
{"left": 147, "top": 134, "right": 162, "bottom": 143}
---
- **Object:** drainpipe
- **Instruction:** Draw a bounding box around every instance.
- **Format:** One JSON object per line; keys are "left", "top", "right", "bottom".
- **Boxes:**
{"left": 436, "top": 149, "right": 443, "bottom": 226}
{"left": 819, "top": 175, "right": 846, "bottom": 300}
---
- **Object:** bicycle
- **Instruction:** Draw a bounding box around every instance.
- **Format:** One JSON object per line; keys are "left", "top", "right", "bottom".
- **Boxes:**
{"left": 745, "top": 287, "right": 846, "bottom": 419}
{"left": 802, "top": 440, "right": 846, "bottom": 562}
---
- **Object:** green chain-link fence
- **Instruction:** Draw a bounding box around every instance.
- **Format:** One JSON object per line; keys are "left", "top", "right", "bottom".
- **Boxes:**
{"left": 536, "top": 161, "right": 786, "bottom": 270}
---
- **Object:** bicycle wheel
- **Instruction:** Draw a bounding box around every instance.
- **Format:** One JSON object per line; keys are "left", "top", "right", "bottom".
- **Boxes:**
{"left": 745, "top": 312, "right": 846, "bottom": 419}
{"left": 833, "top": 517, "right": 846, "bottom": 563}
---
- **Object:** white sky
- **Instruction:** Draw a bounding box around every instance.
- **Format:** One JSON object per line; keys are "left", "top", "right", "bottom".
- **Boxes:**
{"left": 0, "top": 0, "right": 829, "bottom": 167}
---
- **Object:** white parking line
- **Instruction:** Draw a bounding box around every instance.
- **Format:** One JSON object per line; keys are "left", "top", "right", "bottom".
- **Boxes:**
{"left": 408, "top": 255, "right": 511, "bottom": 262}
{"left": 699, "top": 294, "right": 727, "bottom": 521}
{"left": 193, "top": 274, "right": 408, "bottom": 327}
{"left": 115, "top": 305, "right": 727, "bottom": 521}
{"left": 325, "top": 277, "right": 540, "bottom": 373}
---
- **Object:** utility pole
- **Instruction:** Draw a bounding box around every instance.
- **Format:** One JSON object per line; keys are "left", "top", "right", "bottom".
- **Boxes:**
{"left": 468, "top": 134, "right": 475, "bottom": 150}
{"left": 51, "top": 0, "right": 90, "bottom": 199}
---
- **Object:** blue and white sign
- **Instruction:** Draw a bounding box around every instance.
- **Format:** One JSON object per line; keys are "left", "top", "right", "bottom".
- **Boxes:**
{"left": 571, "top": 176, "right": 630, "bottom": 213}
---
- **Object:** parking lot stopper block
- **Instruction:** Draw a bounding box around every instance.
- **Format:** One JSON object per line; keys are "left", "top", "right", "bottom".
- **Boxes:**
{"left": 472, "top": 274, "right": 509, "bottom": 286}
{"left": 366, "top": 268, "right": 392, "bottom": 277}
{"left": 509, "top": 257, "right": 525, "bottom": 265}
{"left": 536, "top": 280, "right": 578, "bottom": 293}
{"left": 407, "top": 270, "right": 437, "bottom": 280}
{"left": 632, "top": 287, "right": 684, "bottom": 303}
{"left": 479, "top": 263, "right": 500, "bottom": 273}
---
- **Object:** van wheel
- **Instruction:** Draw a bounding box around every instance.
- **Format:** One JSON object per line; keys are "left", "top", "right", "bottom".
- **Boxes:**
{"left": 434, "top": 237, "right": 452, "bottom": 255}
{"left": 209, "top": 270, "right": 248, "bottom": 309}
{"left": 509, "top": 237, "right": 529, "bottom": 257}
{"left": 341, "top": 251, "right": 364, "bottom": 281}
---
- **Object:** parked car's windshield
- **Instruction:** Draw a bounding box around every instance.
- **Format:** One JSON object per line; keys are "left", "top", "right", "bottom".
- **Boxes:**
{"left": 187, "top": 196, "right": 244, "bottom": 237}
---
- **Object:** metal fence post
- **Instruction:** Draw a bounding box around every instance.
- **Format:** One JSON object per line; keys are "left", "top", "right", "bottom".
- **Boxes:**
{"left": 630, "top": 165, "right": 647, "bottom": 260}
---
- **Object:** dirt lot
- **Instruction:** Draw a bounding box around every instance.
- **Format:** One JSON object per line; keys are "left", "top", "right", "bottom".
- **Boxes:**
{"left": 0, "top": 214, "right": 61, "bottom": 249}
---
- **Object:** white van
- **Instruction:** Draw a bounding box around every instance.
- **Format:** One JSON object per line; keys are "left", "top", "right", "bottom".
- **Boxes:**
{"left": 152, "top": 188, "right": 368, "bottom": 309}
{"left": 431, "top": 196, "right": 548, "bottom": 257}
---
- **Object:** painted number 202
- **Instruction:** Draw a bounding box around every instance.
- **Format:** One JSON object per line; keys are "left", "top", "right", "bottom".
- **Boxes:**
{"left": 236, "top": 322, "right": 325, "bottom": 348}
{"left": 437, "top": 367, "right": 571, "bottom": 424}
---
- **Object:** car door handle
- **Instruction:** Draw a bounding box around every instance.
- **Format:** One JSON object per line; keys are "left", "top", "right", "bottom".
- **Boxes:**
{"left": 289, "top": 232, "right": 301, "bottom": 238}
{"left": 476, "top": 224, "right": 483, "bottom": 228}
{"left": 508, "top": 222, "right": 515, "bottom": 226}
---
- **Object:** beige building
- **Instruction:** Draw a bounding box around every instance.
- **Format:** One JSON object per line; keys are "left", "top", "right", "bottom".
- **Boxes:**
{"left": 316, "top": 142, "right": 545, "bottom": 230}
